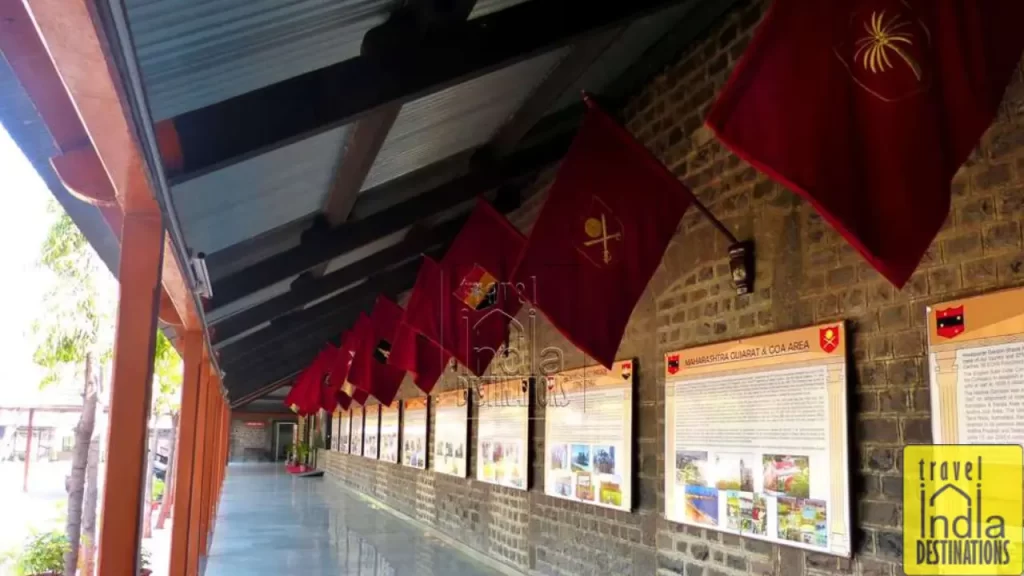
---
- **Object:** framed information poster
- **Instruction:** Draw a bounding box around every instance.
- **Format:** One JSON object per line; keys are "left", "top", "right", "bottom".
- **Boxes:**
{"left": 380, "top": 404, "right": 400, "bottom": 464}
{"left": 432, "top": 390, "right": 468, "bottom": 477}
{"left": 363, "top": 404, "right": 380, "bottom": 459}
{"left": 927, "top": 287, "right": 1024, "bottom": 444}
{"left": 350, "top": 406, "right": 364, "bottom": 456}
{"left": 477, "top": 379, "right": 530, "bottom": 490}
{"left": 330, "top": 410, "right": 339, "bottom": 451}
{"left": 402, "top": 397, "right": 428, "bottom": 469}
{"left": 338, "top": 409, "right": 350, "bottom": 454}
{"left": 664, "top": 323, "right": 851, "bottom": 557}
{"left": 544, "top": 360, "right": 634, "bottom": 510}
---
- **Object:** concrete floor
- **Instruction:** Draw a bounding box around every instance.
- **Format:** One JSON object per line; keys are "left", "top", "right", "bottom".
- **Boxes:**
{"left": 204, "top": 464, "right": 510, "bottom": 576}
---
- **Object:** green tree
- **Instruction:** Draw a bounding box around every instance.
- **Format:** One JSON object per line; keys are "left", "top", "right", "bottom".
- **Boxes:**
{"left": 34, "top": 203, "right": 114, "bottom": 576}
{"left": 147, "top": 330, "right": 181, "bottom": 536}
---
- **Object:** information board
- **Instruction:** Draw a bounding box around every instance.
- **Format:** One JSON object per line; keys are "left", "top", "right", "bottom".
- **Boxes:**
{"left": 432, "top": 389, "right": 468, "bottom": 477}
{"left": 544, "top": 360, "right": 634, "bottom": 510}
{"left": 402, "top": 397, "right": 428, "bottom": 469}
{"left": 363, "top": 404, "right": 380, "bottom": 459}
{"left": 338, "top": 409, "right": 350, "bottom": 454}
{"left": 927, "top": 286, "right": 1024, "bottom": 445}
{"left": 380, "top": 404, "right": 400, "bottom": 464}
{"left": 350, "top": 406, "right": 364, "bottom": 456}
{"left": 476, "top": 379, "right": 529, "bottom": 490}
{"left": 330, "top": 410, "right": 339, "bottom": 451}
{"left": 664, "top": 323, "right": 851, "bottom": 557}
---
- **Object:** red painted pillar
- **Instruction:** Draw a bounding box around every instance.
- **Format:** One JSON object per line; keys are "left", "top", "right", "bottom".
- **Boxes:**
{"left": 22, "top": 408, "right": 34, "bottom": 493}
{"left": 169, "top": 332, "right": 203, "bottom": 576}
{"left": 186, "top": 359, "right": 211, "bottom": 574}
{"left": 97, "top": 209, "right": 164, "bottom": 575}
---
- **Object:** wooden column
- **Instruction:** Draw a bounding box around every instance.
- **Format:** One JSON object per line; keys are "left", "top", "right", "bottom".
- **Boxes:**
{"left": 98, "top": 209, "right": 164, "bottom": 574}
{"left": 198, "top": 372, "right": 218, "bottom": 555}
{"left": 186, "top": 360, "right": 211, "bottom": 574}
{"left": 169, "top": 332, "right": 203, "bottom": 576}
{"left": 23, "top": 408, "right": 34, "bottom": 492}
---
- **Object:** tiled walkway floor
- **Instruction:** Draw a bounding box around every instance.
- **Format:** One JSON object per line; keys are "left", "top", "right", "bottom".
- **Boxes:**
{"left": 204, "top": 464, "right": 507, "bottom": 576}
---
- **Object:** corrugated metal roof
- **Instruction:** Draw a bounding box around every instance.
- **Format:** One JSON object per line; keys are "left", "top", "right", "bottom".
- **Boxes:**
{"left": 206, "top": 275, "right": 298, "bottom": 324}
{"left": 360, "top": 47, "right": 569, "bottom": 191}
{"left": 126, "top": 0, "right": 398, "bottom": 120}
{"left": 550, "top": 1, "right": 698, "bottom": 113}
{"left": 171, "top": 124, "right": 351, "bottom": 255}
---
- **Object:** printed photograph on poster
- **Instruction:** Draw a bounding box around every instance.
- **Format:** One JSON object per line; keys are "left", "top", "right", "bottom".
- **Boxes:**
{"left": 554, "top": 475, "right": 572, "bottom": 497}
{"left": 550, "top": 445, "right": 568, "bottom": 471}
{"left": 575, "top": 471, "right": 595, "bottom": 501}
{"left": 403, "top": 436, "right": 425, "bottom": 468}
{"left": 594, "top": 445, "right": 616, "bottom": 474}
{"left": 571, "top": 444, "right": 591, "bottom": 473}
{"left": 380, "top": 431, "right": 398, "bottom": 462}
{"left": 778, "top": 497, "right": 828, "bottom": 548}
{"left": 684, "top": 485, "right": 718, "bottom": 526}
{"left": 714, "top": 453, "right": 755, "bottom": 491}
{"left": 599, "top": 476, "right": 623, "bottom": 507}
{"left": 675, "top": 450, "right": 709, "bottom": 486}
{"left": 763, "top": 455, "right": 810, "bottom": 498}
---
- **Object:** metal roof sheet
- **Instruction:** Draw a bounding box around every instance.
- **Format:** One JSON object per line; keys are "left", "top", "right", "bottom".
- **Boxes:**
{"left": 171, "top": 124, "right": 351, "bottom": 256}
{"left": 360, "top": 47, "right": 569, "bottom": 191}
{"left": 549, "top": 1, "right": 698, "bottom": 113}
{"left": 126, "top": 0, "right": 398, "bottom": 120}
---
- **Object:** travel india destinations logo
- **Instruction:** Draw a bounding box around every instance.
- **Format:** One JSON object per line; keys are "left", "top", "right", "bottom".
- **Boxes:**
{"left": 903, "top": 445, "right": 1023, "bottom": 575}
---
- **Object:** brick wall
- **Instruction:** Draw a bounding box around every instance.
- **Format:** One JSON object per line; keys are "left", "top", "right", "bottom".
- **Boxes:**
{"left": 320, "top": 1, "right": 1024, "bottom": 575}
{"left": 230, "top": 416, "right": 280, "bottom": 461}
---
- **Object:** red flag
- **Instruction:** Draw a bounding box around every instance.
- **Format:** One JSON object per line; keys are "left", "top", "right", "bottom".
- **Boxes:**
{"left": 405, "top": 201, "right": 525, "bottom": 376}
{"left": 350, "top": 297, "right": 407, "bottom": 406}
{"left": 510, "top": 100, "right": 694, "bottom": 368}
{"left": 706, "top": 0, "right": 1024, "bottom": 287}
{"left": 299, "top": 345, "right": 337, "bottom": 415}
{"left": 391, "top": 321, "right": 451, "bottom": 394}
{"left": 337, "top": 391, "right": 353, "bottom": 411}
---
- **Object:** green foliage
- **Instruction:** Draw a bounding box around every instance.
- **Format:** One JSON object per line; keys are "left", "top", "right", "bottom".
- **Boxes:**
{"left": 152, "top": 478, "right": 165, "bottom": 502}
{"left": 10, "top": 530, "right": 69, "bottom": 575}
{"left": 32, "top": 202, "right": 114, "bottom": 389}
{"left": 152, "top": 331, "right": 183, "bottom": 415}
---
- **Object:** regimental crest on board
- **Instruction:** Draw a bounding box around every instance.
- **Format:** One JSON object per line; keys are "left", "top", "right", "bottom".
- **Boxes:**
{"left": 819, "top": 326, "right": 840, "bottom": 353}
{"left": 936, "top": 306, "right": 965, "bottom": 339}
{"left": 667, "top": 354, "right": 680, "bottom": 375}
{"left": 453, "top": 264, "right": 499, "bottom": 311}
{"left": 578, "top": 196, "right": 624, "bottom": 267}
{"left": 621, "top": 361, "right": 633, "bottom": 381}
{"left": 373, "top": 339, "right": 391, "bottom": 364}
{"left": 833, "top": 0, "right": 931, "bottom": 102}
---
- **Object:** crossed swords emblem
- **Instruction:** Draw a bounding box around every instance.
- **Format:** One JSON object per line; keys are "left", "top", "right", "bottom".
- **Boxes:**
{"left": 583, "top": 213, "right": 621, "bottom": 264}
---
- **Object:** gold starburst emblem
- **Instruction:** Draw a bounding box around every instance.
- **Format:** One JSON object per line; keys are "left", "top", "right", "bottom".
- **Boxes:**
{"left": 854, "top": 10, "right": 921, "bottom": 81}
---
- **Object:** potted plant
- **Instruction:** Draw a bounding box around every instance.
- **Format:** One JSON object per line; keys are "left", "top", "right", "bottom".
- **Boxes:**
{"left": 9, "top": 530, "right": 69, "bottom": 575}
{"left": 295, "top": 442, "right": 310, "bottom": 472}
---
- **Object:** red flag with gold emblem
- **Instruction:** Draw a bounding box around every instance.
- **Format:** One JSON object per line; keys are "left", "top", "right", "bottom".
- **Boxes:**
{"left": 349, "top": 298, "right": 407, "bottom": 406}
{"left": 707, "top": 0, "right": 1024, "bottom": 287}
{"left": 405, "top": 202, "right": 525, "bottom": 376}
{"left": 391, "top": 321, "right": 451, "bottom": 394}
{"left": 510, "top": 99, "right": 695, "bottom": 368}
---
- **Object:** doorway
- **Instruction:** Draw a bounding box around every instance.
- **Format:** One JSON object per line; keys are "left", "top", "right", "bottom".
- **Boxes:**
{"left": 273, "top": 422, "right": 295, "bottom": 462}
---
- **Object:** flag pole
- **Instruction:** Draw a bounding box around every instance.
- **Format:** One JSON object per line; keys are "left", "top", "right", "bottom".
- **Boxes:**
{"left": 689, "top": 197, "right": 738, "bottom": 245}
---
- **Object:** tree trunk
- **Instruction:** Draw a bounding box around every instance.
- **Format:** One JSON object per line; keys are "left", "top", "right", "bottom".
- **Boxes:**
{"left": 65, "top": 353, "right": 97, "bottom": 576}
{"left": 142, "top": 427, "right": 157, "bottom": 539}
{"left": 156, "top": 412, "right": 178, "bottom": 529}
{"left": 81, "top": 422, "right": 100, "bottom": 576}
